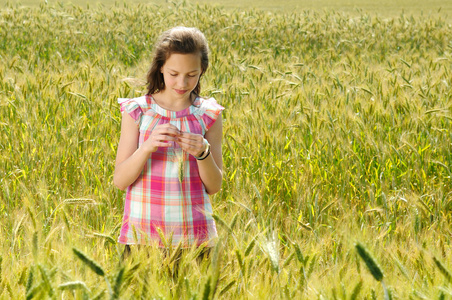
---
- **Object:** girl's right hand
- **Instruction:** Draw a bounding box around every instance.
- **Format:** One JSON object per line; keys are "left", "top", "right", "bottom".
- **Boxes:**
{"left": 141, "top": 123, "right": 181, "bottom": 153}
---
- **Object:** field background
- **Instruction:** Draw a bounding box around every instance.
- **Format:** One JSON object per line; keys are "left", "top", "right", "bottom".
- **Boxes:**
{"left": 4, "top": 0, "right": 452, "bottom": 16}
{"left": 1, "top": 0, "right": 451, "bottom": 299}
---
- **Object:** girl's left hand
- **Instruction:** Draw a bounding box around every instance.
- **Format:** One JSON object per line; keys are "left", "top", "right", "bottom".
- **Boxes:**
{"left": 176, "top": 132, "right": 207, "bottom": 157}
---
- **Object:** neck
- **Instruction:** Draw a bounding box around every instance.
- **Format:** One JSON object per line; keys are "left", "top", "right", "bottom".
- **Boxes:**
{"left": 153, "top": 91, "right": 193, "bottom": 111}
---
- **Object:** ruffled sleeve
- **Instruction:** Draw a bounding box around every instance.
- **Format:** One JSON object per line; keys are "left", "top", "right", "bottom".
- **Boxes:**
{"left": 198, "top": 97, "right": 225, "bottom": 131}
{"left": 118, "top": 97, "right": 146, "bottom": 126}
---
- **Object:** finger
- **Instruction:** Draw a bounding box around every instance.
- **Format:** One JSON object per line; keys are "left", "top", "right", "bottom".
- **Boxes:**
{"left": 176, "top": 142, "right": 199, "bottom": 154}
{"left": 157, "top": 124, "right": 180, "bottom": 132}
{"left": 178, "top": 132, "right": 204, "bottom": 143}
{"left": 147, "top": 136, "right": 178, "bottom": 148}
{"left": 154, "top": 127, "right": 181, "bottom": 137}
{"left": 160, "top": 123, "right": 181, "bottom": 132}
{"left": 153, "top": 141, "right": 172, "bottom": 147}
{"left": 143, "top": 139, "right": 171, "bottom": 150}
{"left": 177, "top": 136, "right": 204, "bottom": 148}
{"left": 179, "top": 131, "right": 199, "bottom": 138}
{"left": 176, "top": 139, "right": 206, "bottom": 156}
{"left": 152, "top": 132, "right": 178, "bottom": 140}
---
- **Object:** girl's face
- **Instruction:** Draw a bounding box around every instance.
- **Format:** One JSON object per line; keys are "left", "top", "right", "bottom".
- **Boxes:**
{"left": 160, "top": 53, "right": 202, "bottom": 101}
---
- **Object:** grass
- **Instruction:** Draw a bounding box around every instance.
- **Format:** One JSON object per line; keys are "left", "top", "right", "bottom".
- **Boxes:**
{"left": 3, "top": 0, "right": 452, "bottom": 16}
{"left": 0, "top": 0, "right": 451, "bottom": 298}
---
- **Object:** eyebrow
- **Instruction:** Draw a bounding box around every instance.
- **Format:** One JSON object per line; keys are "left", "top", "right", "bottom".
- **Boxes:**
{"left": 167, "top": 68, "right": 200, "bottom": 73}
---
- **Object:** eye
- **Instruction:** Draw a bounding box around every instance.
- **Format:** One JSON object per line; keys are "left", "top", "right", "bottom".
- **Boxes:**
{"left": 170, "top": 74, "right": 177, "bottom": 77}
{"left": 188, "top": 74, "right": 198, "bottom": 78}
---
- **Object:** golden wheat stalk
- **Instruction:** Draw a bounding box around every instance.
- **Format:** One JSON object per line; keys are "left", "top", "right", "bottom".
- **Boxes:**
{"left": 58, "top": 281, "right": 90, "bottom": 292}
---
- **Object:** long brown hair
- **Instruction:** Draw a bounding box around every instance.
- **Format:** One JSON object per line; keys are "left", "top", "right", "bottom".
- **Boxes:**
{"left": 146, "top": 27, "right": 209, "bottom": 96}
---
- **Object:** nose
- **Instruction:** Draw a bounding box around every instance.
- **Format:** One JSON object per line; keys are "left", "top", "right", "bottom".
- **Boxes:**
{"left": 178, "top": 76, "right": 188, "bottom": 88}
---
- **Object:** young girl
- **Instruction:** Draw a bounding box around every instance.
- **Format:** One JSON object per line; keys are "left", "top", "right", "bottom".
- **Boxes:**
{"left": 114, "top": 27, "right": 224, "bottom": 252}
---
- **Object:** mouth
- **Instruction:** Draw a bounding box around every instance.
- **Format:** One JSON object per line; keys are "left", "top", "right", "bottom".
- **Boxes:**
{"left": 175, "top": 89, "right": 188, "bottom": 95}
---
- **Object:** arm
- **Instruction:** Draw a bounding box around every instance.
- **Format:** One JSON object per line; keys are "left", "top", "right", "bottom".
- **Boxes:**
{"left": 177, "top": 114, "right": 223, "bottom": 194}
{"left": 197, "top": 114, "right": 223, "bottom": 194}
{"left": 113, "top": 112, "right": 179, "bottom": 190}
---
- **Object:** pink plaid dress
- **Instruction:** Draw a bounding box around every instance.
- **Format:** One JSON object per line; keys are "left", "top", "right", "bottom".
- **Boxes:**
{"left": 117, "top": 95, "right": 224, "bottom": 247}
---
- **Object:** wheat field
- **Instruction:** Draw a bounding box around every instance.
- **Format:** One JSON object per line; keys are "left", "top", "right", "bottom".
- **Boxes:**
{"left": 0, "top": 1, "right": 451, "bottom": 299}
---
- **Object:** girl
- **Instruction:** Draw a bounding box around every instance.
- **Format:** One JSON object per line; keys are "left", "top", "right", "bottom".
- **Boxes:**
{"left": 114, "top": 27, "right": 224, "bottom": 252}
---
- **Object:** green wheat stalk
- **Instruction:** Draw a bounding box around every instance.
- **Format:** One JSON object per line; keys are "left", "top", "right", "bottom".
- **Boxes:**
{"left": 293, "top": 242, "right": 304, "bottom": 264}
{"left": 433, "top": 256, "right": 452, "bottom": 283}
{"left": 235, "top": 249, "right": 245, "bottom": 275}
{"left": 355, "top": 243, "right": 391, "bottom": 300}
{"left": 156, "top": 227, "right": 168, "bottom": 248}
{"left": 93, "top": 232, "right": 117, "bottom": 245}
{"left": 72, "top": 248, "right": 105, "bottom": 276}
{"left": 282, "top": 251, "right": 295, "bottom": 269}
{"left": 229, "top": 214, "right": 239, "bottom": 230}
{"left": 32, "top": 231, "right": 38, "bottom": 261}
{"left": 177, "top": 150, "right": 185, "bottom": 185}
{"left": 212, "top": 214, "right": 233, "bottom": 234}
{"left": 72, "top": 247, "right": 113, "bottom": 296}
{"left": 355, "top": 243, "right": 383, "bottom": 281}
{"left": 219, "top": 280, "right": 236, "bottom": 296}
{"left": 350, "top": 280, "right": 363, "bottom": 300}
{"left": 26, "top": 267, "right": 34, "bottom": 293}
{"left": 38, "top": 264, "right": 54, "bottom": 297}
{"left": 244, "top": 239, "right": 256, "bottom": 257}
{"left": 26, "top": 282, "right": 44, "bottom": 300}
{"left": 167, "top": 241, "right": 183, "bottom": 265}
{"left": 201, "top": 276, "right": 212, "bottom": 300}
{"left": 112, "top": 266, "right": 125, "bottom": 300}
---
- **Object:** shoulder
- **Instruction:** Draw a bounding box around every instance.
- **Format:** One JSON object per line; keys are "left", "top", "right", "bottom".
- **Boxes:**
{"left": 118, "top": 96, "right": 150, "bottom": 123}
{"left": 118, "top": 96, "right": 148, "bottom": 111}
{"left": 198, "top": 97, "right": 224, "bottom": 110}
{"left": 196, "top": 97, "right": 225, "bottom": 116}
{"left": 194, "top": 97, "right": 224, "bottom": 131}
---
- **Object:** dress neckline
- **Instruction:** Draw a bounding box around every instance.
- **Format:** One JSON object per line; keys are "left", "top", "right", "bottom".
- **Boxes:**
{"left": 146, "top": 94, "right": 200, "bottom": 118}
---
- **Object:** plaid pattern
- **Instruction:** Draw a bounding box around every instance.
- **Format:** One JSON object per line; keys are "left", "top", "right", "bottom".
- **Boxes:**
{"left": 117, "top": 95, "right": 224, "bottom": 247}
